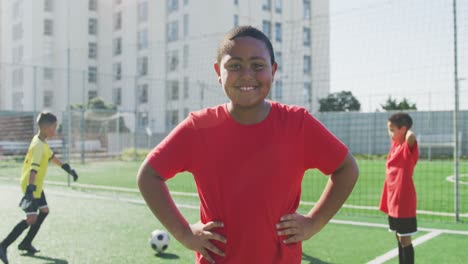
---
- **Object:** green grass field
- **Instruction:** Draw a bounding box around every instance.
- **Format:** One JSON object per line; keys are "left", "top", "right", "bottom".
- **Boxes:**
{"left": 0, "top": 158, "right": 467, "bottom": 263}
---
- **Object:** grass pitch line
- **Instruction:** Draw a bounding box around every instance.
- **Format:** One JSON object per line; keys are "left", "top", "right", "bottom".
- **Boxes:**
{"left": 1, "top": 178, "right": 466, "bottom": 218}
{"left": 332, "top": 219, "right": 468, "bottom": 236}
{"left": 366, "top": 231, "right": 443, "bottom": 264}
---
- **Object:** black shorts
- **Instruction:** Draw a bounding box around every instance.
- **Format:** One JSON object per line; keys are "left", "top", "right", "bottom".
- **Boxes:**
{"left": 388, "top": 216, "right": 417, "bottom": 236}
{"left": 25, "top": 191, "right": 48, "bottom": 215}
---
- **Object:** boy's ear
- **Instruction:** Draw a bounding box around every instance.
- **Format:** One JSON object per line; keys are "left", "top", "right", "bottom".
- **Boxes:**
{"left": 214, "top": 63, "right": 222, "bottom": 84}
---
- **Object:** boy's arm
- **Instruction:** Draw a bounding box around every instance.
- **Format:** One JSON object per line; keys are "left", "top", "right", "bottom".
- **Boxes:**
{"left": 51, "top": 155, "right": 63, "bottom": 166}
{"left": 306, "top": 152, "right": 359, "bottom": 233}
{"left": 51, "top": 156, "right": 79, "bottom": 181}
{"left": 137, "top": 159, "right": 191, "bottom": 240}
{"left": 137, "top": 159, "right": 225, "bottom": 262}
{"left": 277, "top": 152, "right": 359, "bottom": 243}
{"left": 406, "top": 130, "right": 416, "bottom": 148}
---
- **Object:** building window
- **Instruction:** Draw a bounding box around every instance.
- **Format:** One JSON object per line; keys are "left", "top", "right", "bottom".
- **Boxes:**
{"left": 89, "top": 0, "right": 98, "bottom": 11}
{"left": 44, "top": 0, "right": 53, "bottom": 12}
{"left": 183, "top": 14, "right": 189, "bottom": 37}
{"left": 234, "top": 0, "right": 238, "bottom": 5}
{"left": 43, "top": 91, "right": 54, "bottom": 107}
{"left": 183, "top": 77, "right": 189, "bottom": 99}
{"left": 167, "top": 0, "right": 178, "bottom": 13}
{"left": 43, "top": 67, "right": 54, "bottom": 80}
{"left": 167, "top": 21, "right": 179, "bottom": 42}
{"left": 12, "top": 68, "right": 24, "bottom": 87}
{"left": 183, "top": 45, "right": 189, "bottom": 68}
{"left": 114, "top": 12, "right": 122, "bottom": 30}
{"left": 138, "top": 29, "right": 148, "bottom": 50}
{"left": 138, "top": 112, "right": 149, "bottom": 128}
{"left": 13, "top": 23, "right": 23, "bottom": 40}
{"left": 12, "top": 46, "right": 23, "bottom": 62}
{"left": 262, "top": 0, "right": 271, "bottom": 10}
{"left": 303, "top": 55, "right": 311, "bottom": 74}
{"left": 13, "top": 1, "right": 22, "bottom": 19}
{"left": 167, "top": 80, "right": 179, "bottom": 100}
{"left": 88, "top": 90, "right": 98, "bottom": 100}
{"left": 303, "top": 0, "right": 310, "bottom": 19}
{"left": 44, "top": 19, "right": 53, "bottom": 36}
{"left": 166, "top": 110, "right": 179, "bottom": 130}
{"left": 262, "top": 20, "right": 271, "bottom": 39}
{"left": 275, "top": 51, "right": 282, "bottom": 72}
{"left": 167, "top": 50, "right": 179, "bottom": 72}
{"left": 234, "top": 14, "right": 239, "bottom": 27}
{"left": 138, "top": 1, "right": 148, "bottom": 23}
{"left": 304, "top": 82, "right": 312, "bottom": 106}
{"left": 275, "top": 80, "right": 282, "bottom": 99}
{"left": 113, "top": 37, "right": 122, "bottom": 56}
{"left": 12, "top": 92, "right": 24, "bottom": 110}
{"left": 275, "top": 23, "right": 282, "bottom": 42}
{"left": 137, "top": 57, "right": 148, "bottom": 76}
{"left": 89, "top": 42, "right": 98, "bottom": 59}
{"left": 138, "top": 84, "right": 148, "bottom": 103}
{"left": 89, "top": 18, "right": 98, "bottom": 35}
{"left": 88, "top": 66, "right": 97, "bottom": 83}
{"left": 275, "top": 0, "right": 282, "bottom": 13}
{"left": 113, "top": 63, "right": 122, "bottom": 80}
{"left": 43, "top": 40, "right": 53, "bottom": 55}
{"left": 113, "top": 88, "right": 122, "bottom": 105}
{"left": 303, "top": 27, "right": 311, "bottom": 46}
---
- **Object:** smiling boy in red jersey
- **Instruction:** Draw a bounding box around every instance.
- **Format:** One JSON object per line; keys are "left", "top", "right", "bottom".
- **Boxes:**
{"left": 137, "top": 26, "right": 359, "bottom": 264}
{"left": 380, "top": 112, "right": 419, "bottom": 264}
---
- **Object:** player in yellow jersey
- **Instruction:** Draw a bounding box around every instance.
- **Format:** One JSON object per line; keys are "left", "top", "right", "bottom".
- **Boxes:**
{"left": 0, "top": 112, "right": 78, "bottom": 264}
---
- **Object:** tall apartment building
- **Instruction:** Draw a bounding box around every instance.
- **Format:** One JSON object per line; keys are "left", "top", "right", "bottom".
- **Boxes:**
{"left": 1, "top": 0, "right": 329, "bottom": 134}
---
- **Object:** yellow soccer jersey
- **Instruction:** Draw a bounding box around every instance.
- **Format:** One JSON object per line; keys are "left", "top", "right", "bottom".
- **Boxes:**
{"left": 20, "top": 135, "right": 54, "bottom": 198}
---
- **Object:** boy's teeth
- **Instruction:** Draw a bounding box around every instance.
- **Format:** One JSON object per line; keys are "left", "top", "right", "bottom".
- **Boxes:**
{"left": 240, "top": 87, "right": 254, "bottom": 91}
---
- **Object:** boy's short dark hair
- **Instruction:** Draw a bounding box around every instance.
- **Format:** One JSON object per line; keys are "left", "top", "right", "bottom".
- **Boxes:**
{"left": 216, "top": 25, "right": 275, "bottom": 65}
{"left": 36, "top": 112, "right": 57, "bottom": 128}
{"left": 388, "top": 112, "right": 413, "bottom": 129}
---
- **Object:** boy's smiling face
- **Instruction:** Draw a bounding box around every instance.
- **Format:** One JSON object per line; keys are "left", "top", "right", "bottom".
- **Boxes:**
{"left": 214, "top": 36, "right": 277, "bottom": 109}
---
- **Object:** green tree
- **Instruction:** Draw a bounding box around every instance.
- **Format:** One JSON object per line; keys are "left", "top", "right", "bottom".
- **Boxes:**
{"left": 318, "top": 91, "right": 361, "bottom": 112}
{"left": 381, "top": 96, "right": 417, "bottom": 111}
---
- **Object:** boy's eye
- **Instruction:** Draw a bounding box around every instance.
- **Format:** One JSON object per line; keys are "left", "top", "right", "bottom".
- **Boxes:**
{"left": 252, "top": 63, "right": 264, "bottom": 70}
{"left": 228, "top": 64, "right": 241, "bottom": 71}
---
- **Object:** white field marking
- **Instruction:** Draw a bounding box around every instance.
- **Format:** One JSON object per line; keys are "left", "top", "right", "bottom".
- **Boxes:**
{"left": 331, "top": 219, "right": 468, "bottom": 236}
{"left": 446, "top": 174, "right": 468, "bottom": 185}
{"left": 43, "top": 180, "right": 199, "bottom": 197}
{"left": 366, "top": 231, "right": 443, "bottom": 264}
{"left": 1, "top": 178, "right": 466, "bottom": 217}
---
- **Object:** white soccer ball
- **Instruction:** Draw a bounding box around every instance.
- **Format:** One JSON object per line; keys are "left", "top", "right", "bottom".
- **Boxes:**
{"left": 149, "top": 229, "right": 170, "bottom": 253}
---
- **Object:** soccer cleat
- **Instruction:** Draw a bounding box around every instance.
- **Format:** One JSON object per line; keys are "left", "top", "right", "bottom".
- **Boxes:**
{"left": 0, "top": 243, "right": 8, "bottom": 264}
{"left": 17, "top": 243, "right": 40, "bottom": 254}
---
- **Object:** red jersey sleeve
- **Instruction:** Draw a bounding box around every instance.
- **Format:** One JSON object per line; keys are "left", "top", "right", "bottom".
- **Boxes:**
{"left": 303, "top": 112, "right": 348, "bottom": 175}
{"left": 146, "top": 115, "right": 197, "bottom": 180}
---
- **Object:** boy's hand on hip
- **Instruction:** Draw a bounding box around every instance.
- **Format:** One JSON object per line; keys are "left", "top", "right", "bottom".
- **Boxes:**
{"left": 180, "top": 221, "right": 226, "bottom": 264}
{"left": 276, "top": 213, "right": 316, "bottom": 244}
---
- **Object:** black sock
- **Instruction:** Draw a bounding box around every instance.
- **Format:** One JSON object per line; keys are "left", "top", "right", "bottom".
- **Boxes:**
{"left": 20, "top": 212, "right": 48, "bottom": 246}
{"left": 1, "top": 220, "right": 29, "bottom": 248}
{"left": 403, "top": 244, "right": 414, "bottom": 264}
{"left": 398, "top": 241, "right": 404, "bottom": 264}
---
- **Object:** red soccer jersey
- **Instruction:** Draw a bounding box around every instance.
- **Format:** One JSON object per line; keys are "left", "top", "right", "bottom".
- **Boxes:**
{"left": 147, "top": 101, "right": 348, "bottom": 264}
{"left": 380, "top": 140, "right": 419, "bottom": 218}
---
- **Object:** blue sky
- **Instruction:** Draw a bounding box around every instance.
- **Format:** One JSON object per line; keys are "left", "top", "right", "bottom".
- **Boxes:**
{"left": 330, "top": 0, "right": 467, "bottom": 112}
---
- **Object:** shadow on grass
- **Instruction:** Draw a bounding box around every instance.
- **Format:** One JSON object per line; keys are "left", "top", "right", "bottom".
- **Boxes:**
{"left": 21, "top": 253, "right": 68, "bottom": 264}
{"left": 155, "top": 252, "right": 180, "bottom": 260}
{"left": 302, "top": 252, "right": 332, "bottom": 264}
